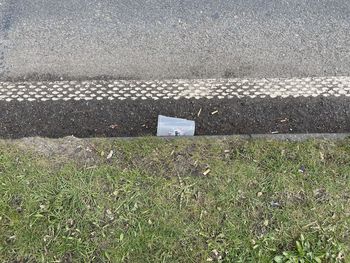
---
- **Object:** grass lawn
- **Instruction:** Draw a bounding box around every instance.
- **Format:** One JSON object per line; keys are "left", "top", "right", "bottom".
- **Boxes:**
{"left": 0, "top": 137, "right": 349, "bottom": 262}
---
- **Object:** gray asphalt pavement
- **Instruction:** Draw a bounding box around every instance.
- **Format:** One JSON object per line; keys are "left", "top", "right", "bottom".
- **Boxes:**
{"left": 1, "top": 0, "right": 350, "bottom": 81}
{"left": 1, "top": 0, "right": 350, "bottom": 138}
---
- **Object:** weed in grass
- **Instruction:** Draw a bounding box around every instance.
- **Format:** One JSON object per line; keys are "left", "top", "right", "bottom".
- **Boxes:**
{"left": 274, "top": 234, "right": 345, "bottom": 263}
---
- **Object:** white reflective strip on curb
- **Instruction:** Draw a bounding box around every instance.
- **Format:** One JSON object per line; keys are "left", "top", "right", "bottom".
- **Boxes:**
{"left": 0, "top": 77, "right": 349, "bottom": 102}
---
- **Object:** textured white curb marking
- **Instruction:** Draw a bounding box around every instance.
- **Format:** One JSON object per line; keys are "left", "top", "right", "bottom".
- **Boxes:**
{"left": 0, "top": 77, "right": 349, "bottom": 102}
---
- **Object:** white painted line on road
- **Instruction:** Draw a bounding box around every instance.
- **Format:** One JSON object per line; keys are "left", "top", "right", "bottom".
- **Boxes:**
{"left": 0, "top": 77, "right": 349, "bottom": 102}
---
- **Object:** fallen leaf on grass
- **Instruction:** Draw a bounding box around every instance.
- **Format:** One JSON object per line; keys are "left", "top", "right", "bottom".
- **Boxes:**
{"left": 263, "top": 219, "right": 269, "bottom": 226}
{"left": 106, "top": 150, "right": 114, "bottom": 160}
{"left": 203, "top": 168, "right": 211, "bottom": 176}
{"left": 320, "top": 151, "right": 325, "bottom": 161}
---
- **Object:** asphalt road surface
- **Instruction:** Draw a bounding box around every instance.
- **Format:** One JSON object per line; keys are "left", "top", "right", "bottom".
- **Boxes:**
{"left": 1, "top": 0, "right": 350, "bottom": 81}
{"left": 0, "top": 0, "right": 350, "bottom": 138}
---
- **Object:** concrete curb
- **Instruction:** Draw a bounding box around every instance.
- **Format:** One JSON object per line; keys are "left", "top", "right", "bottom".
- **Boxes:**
{"left": 112, "top": 133, "right": 350, "bottom": 141}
